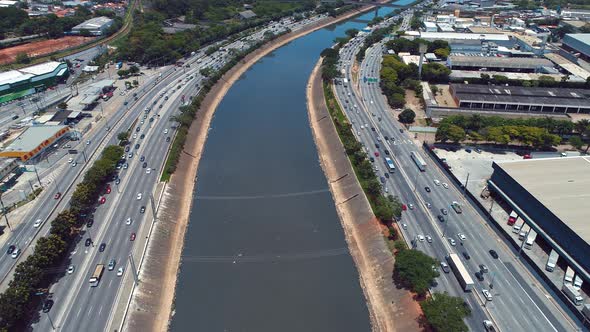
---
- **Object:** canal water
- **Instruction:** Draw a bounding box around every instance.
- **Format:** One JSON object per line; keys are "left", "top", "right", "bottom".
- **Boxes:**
{"left": 170, "top": 2, "right": 408, "bottom": 331}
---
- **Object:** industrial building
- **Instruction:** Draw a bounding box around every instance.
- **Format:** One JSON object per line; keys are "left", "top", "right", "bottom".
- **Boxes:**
{"left": 0, "top": 61, "right": 69, "bottom": 104}
{"left": 448, "top": 56, "right": 553, "bottom": 72}
{"left": 0, "top": 125, "right": 70, "bottom": 161}
{"left": 562, "top": 34, "right": 590, "bottom": 62}
{"left": 449, "top": 84, "right": 590, "bottom": 114}
{"left": 488, "top": 157, "right": 590, "bottom": 287}
{"left": 71, "top": 16, "right": 114, "bottom": 36}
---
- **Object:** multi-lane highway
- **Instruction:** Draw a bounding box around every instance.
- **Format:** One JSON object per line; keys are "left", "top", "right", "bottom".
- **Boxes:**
{"left": 334, "top": 9, "right": 581, "bottom": 332}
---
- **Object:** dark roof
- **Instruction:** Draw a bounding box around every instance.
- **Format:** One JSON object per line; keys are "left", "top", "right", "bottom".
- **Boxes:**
{"left": 50, "top": 110, "right": 72, "bottom": 123}
{"left": 449, "top": 56, "right": 553, "bottom": 69}
{"left": 451, "top": 84, "right": 590, "bottom": 108}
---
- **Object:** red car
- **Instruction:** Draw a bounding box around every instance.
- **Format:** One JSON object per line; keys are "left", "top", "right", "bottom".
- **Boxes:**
{"left": 374, "top": 151, "right": 380, "bottom": 157}
{"left": 130, "top": 233, "right": 136, "bottom": 241}
{"left": 99, "top": 196, "right": 106, "bottom": 204}
{"left": 105, "top": 185, "right": 111, "bottom": 194}
{"left": 402, "top": 204, "right": 407, "bottom": 211}
{"left": 523, "top": 154, "right": 532, "bottom": 159}
{"left": 54, "top": 193, "right": 61, "bottom": 200}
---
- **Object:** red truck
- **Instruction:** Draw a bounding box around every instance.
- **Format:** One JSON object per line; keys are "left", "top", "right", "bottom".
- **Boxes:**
{"left": 507, "top": 211, "right": 518, "bottom": 226}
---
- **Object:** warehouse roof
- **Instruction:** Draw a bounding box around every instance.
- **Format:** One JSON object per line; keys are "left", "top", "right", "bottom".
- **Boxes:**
{"left": 449, "top": 56, "right": 552, "bottom": 69}
{"left": 72, "top": 16, "right": 113, "bottom": 30}
{"left": 0, "top": 61, "right": 65, "bottom": 87}
{"left": 3, "top": 125, "right": 68, "bottom": 153}
{"left": 564, "top": 33, "right": 590, "bottom": 46}
{"left": 418, "top": 32, "right": 510, "bottom": 41}
{"left": 494, "top": 157, "right": 590, "bottom": 243}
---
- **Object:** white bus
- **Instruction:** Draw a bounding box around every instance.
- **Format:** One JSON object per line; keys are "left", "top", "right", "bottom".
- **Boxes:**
{"left": 89, "top": 264, "right": 105, "bottom": 287}
{"left": 447, "top": 253, "right": 474, "bottom": 291}
{"left": 343, "top": 78, "right": 348, "bottom": 87}
{"left": 410, "top": 151, "right": 426, "bottom": 172}
{"left": 384, "top": 157, "right": 395, "bottom": 173}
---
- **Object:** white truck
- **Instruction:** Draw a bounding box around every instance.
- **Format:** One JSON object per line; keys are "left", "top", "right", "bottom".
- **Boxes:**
{"left": 582, "top": 304, "right": 590, "bottom": 321}
{"left": 565, "top": 266, "right": 575, "bottom": 285}
{"left": 524, "top": 229, "right": 537, "bottom": 250}
{"left": 546, "top": 250, "right": 558, "bottom": 272}
{"left": 563, "top": 283, "right": 583, "bottom": 306}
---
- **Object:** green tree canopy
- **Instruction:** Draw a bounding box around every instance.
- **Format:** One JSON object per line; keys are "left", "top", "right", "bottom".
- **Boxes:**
{"left": 398, "top": 108, "right": 416, "bottom": 124}
{"left": 421, "top": 292, "right": 471, "bottom": 332}
{"left": 394, "top": 249, "right": 439, "bottom": 296}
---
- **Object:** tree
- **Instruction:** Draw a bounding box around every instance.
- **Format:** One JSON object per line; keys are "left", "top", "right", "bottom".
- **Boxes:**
{"left": 15, "top": 52, "right": 30, "bottom": 64}
{"left": 388, "top": 93, "right": 406, "bottom": 108}
{"left": 79, "top": 29, "right": 92, "bottom": 37}
{"left": 129, "top": 65, "right": 140, "bottom": 74}
{"left": 345, "top": 28, "right": 359, "bottom": 38}
{"left": 57, "top": 102, "right": 68, "bottom": 110}
{"left": 421, "top": 292, "right": 471, "bottom": 332}
{"left": 398, "top": 108, "right": 416, "bottom": 124}
{"left": 394, "top": 249, "right": 439, "bottom": 296}
{"left": 569, "top": 136, "right": 584, "bottom": 149}
{"left": 374, "top": 196, "right": 394, "bottom": 221}
{"left": 117, "top": 69, "right": 129, "bottom": 77}
{"left": 433, "top": 47, "right": 449, "bottom": 59}
{"left": 117, "top": 131, "right": 129, "bottom": 143}
{"left": 436, "top": 124, "right": 465, "bottom": 143}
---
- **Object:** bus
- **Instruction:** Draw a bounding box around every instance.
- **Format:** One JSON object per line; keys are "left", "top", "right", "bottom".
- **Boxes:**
{"left": 343, "top": 78, "right": 348, "bottom": 87}
{"left": 446, "top": 253, "right": 474, "bottom": 291}
{"left": 384, "top": 157, "right": 395, "bottom": 173}
{"left": 89, "top": 264, "right": 105, "bottom": 287}
{"left": 410, "top": 151, "right": 426, "bottom": 172}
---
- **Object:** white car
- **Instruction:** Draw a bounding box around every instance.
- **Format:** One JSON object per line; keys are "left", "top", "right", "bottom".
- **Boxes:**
{"left": 68, "top": 157, "right": 73, "bottom": 163}
{"left": 442, "top": 183, "right": 449, "bottom": 189}
{"left": 402, "top": 223, "right": 407, "bottom": 230}
{"left": 408, "top": 204, "right": 414, "bottom": 210}
{"left": 72, "top": 162, "right": 77, "bottom": 167}
{"left": 448, "top": 238, "right": 456, "bottom": 246}
{"left": 457, "top": 233, "right": 466, "bottom": 241}
{"left": 11, "top": 249, "right": 20, "bottom": 259}
{"left": 434, "top": 179, "right": 441, "bottom": 186}
{"left": 86, "top": 140, "right": 91, "bottom": 145}
{"left": 117, "top": 267, "right": 124, "bottom": 277}
{"left": 136, "top": 193, "right": 142, "bottom": 200}
{"left": 133, "top": 133, "right": 137, "bottom": 139}
{"left": 33, "top": 219, "right": 42, "bottom": 228}
{"left": 360, "top": 125, "right": 364, "bottom": 129}
{"left": 146, "top": 168, "right": 151, "bottom": 174}
{"left": 417, "top": 234, "right": 425, "bottom": 242}
{"left": 67, "top": 265, "right": 75, "bottom": 274}
{"left": 164, "top": 129, "right": 168, "bottom": 134}
{"left": 482, "top": 289, "right": 492, "bottom": 301}
{"left": 426, "top": 203, "right": 431, "bottom": 209}
{"left": 426, "top": 235, "right": 432, "bottom": 243}
{"left": 126, "top": 217, "right": 132, "bottom": 225}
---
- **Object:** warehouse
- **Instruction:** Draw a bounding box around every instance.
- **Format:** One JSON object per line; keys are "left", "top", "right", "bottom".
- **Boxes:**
{"left": 488, "top": 157, "right": 590, "bottom": 284}
{"left": 448, "top": 56, "right": 553, "bottom": 72}
{"left": 0, "top": 125, "right": 70, "bottom": 161}
{"left": 71, "top": 16, "right": 114, "bottom": 36}
{"left": 0, "top": 61, "right": 69, "bottom": 103}
{"left": 562, "top": 34, "right": 590, "bottom": 62}
{"left": 449, "top": 84, "right": 590, "bottom": 114}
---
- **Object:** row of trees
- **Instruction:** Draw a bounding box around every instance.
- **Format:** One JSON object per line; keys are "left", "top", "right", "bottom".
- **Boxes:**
{"left": 385, "top": 38, "right": 451, "bottom": 59}
{"left": 0, "top": 145, "right": 123, "bottom": 329}
{"left": 356, "top": 26, "right": 391, "bottom": 62}
{"left": 458, "top": 73, "right": 590, "bottom": 90}
{"left": 440, "top": 114, "right": 578, "bottom": 136}
{"left": 436, "top": 123, "right": 562, "bottom": 147}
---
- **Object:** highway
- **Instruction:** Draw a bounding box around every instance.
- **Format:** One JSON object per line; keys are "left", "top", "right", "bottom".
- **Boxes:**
{"left": 31, "top": 14, "right": 328, "bottom": 331}
{"left": 334, "top": 9, "right": 581, "bottom": 332}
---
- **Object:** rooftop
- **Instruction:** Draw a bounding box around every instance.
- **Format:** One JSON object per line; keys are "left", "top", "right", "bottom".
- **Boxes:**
{"left": 564, "top": 33, "right": 590, "bottom": 46}
{"left": 495, "top": 157, "right": 590, "bottom": 244}
{"left": 72, "top": 16, "right": 113, "bottom": 30}
{"left": 418, "top": 32, "right": 510, "bottom": 41}
{"left": 0, "top": 61, "right": 64, "bottom": 86}
{"left": 3, "top": 125, "right": 69, "bottom": 153}
{"left": 449, "top": 55, "right": 552, "bottom": 69}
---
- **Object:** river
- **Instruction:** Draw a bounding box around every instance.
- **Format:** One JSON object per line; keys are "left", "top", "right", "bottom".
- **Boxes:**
{"left": 170, "top": 2, "right": 409, "bottom": 331}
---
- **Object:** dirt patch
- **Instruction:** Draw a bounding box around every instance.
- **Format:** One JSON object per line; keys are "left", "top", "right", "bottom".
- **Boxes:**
{"left": 307, "top": 60, "right": 422, "bottom": 331}
{"left": 124, "top": 7, "right": 388, "bottom": 332}
{"left": 433, "top": 84, "right": 457, "bottom": 108}
{"left": 404, "top": 89, "right": 428, "bottom": 126}
{"left": 0, "top": 36, "right": 94, "bottom": 64}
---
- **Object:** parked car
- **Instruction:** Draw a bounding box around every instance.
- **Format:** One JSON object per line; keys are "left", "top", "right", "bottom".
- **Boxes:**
{"left": 42, "top": 300, "right": 54, "bottom": 313}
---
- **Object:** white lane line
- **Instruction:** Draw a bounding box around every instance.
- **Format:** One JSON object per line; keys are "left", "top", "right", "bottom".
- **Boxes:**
{"left": 98, "top": 305, "right": 104, "bottom": 317}
{"left": 109, "top": 279, "right": 113, "bottom": 288}
{"left": 76, "top": 306, "right": 83, "bottom": 318}
{"left": 87, "top": 305, "right": 94, "bottom": 317}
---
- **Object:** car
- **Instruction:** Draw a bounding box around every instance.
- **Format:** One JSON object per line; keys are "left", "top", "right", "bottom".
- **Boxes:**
{"left": 130, "top": 233, "right": 136, "bottom": 241}
{"left": 123, "top": 163, "right": 129, "bottom": 169}
{"left": 442, "top": 183, "right": 449, "bottom": 189}
{"left": 54, "top": 192, "right": 61, "bottom": 200}
{"left": 137, "top": 193, "right": 142, "bottom": 200}
{"left": 99, "top": 196, "right": 106, "bottom": 204}
{"left": 479, "top": 264, "right": 489, "bottom": 273}
{"left": 408, "top": 204, "right": 414, "bottom": 210}
{"left": 135, "top": 144, "right": 140, "bottom": 149}
{"left": 105, "top": 185, "right": 111, "bottom": 194}
{"left": 166, "top": 136, "right": 171, "bottom": 142}
{"left": 140, "top": 206, "right": 146, "bottom": 213}
{"left": 85, "top": 238, "right": 92, "bottom": 247}
{"left": 384, "top": 136, "right": 389, "bottom": 140}
{"left": 475, "top": 271, "right": 484, "bottom": 281}
{"left": 128, "top": 153, "right": 134, "bottom": 159}
{"left": 140, "top": 156, "right": 145, "bottom": 162}
{"left": 140, "top": 134, "right": 145, "bottom": 139}
{"left": 482, "top": 289, "right": 492, "bottom": 301}
{"left": 117, "top": 267, "right": 124, "bottom": 277}
{"left": 86, "top": 140, "right": 91, "bottom": 145}
{"left": 72, "top": 162, "right": 77, "bottom": 167}
{"left": 6, "top": 245, "right": 15, "bottom": 255}
{"left": 42, "top": 300, "right": 54, "bottom": 313}
{"left": 425, "top": 235, "right": 432, "bottom": 243}
{"left": 67, "top": 265, "right": 75, "bottom": 274}
{"left": 164, "top": 129, "right": 169, "bottom": 134}
{"left": 126, "top": 217, "right": 132, "bottom": 225}
{"left": 475, "top": 148, "right": 482, "bottom": 154}
{"left": 371, "top": 127, "right": 376, "bottom": 132}
{"left": 125, "top": 146, "right": 130, "bottom": 152}
{"left": 384, "top": 173, "right": 389, "bottom": 178}
{"left": 108, "top": 259, "right": 116, "bottom": 271}
{"left": 99, "top": 243, "right": 106, "bottom": 252}
{"left": 434, "top": 179, "right": 440, "bottom": 186}
{"left": 451, "top": 201, "right": 462, "bottom": 214}
{"left": 440, "top": 208, "right": 448, "bottom": 215}
{"left": 11, "top": 248, "right": 20, "bottom": 259}
{"left": 133, "top": 133, "right": 137, "bottom": 139}
{"left": 440, "top": 261, "right": 450, "bottom": 273}
{"left": 457, "top": 233, "right": 466, "bottom": 241}
{"left": 489, "top": 250, "right": 499, "bottom": 259}
{"left": 426, "top": 202, "right": 431, "bottom": 209}
{"left": 33, "top": 219, "right": 42, "bottom": 228}
{"left": 379, "top": 177, "right": 386, "bottom": 184}
{"left": 136, "top": 127, "right": 141, "bottom": 132}
{"left": 424, "top": 186, "right": 431, "bottom": 193}
{"left": 462, "top": 251, "right": 471, "bottom": 260}
{"left": 374, "top": 152, "right": 379, "bottom": 157}
{"left": 115, "top": 178, "right": 121, "bottom": 185}
{"left": 146, "top": 168, "right": 151, "bottom": 174}
{"left": 417, "top": 234, "right": 425, "bottom": 242}
{"left": 375, "top": 143, "right": 380, "bottom": 149}
{"left": 369, "top": 157, "right": 374, "bottom": 162}
{"left": 465, "top": 148, "right": 472, "bottom": 153}
{"left": 401, "top": 223, "right": 407, "bottom": 230}
{"left": 402, "top": 204, "right": 407, "bottom": 211}
{"left": 142, "top": 162, "right": 147, "bottom": 168}
{"left": 448, "top": 238, "right": 456, "bottom": 246}
{"left": 399, "top": 128, "right": 403, "bottom": 133}
{"left": 68, "top": 157, "right": 73, "bottom": 163}
{"left": 384, "top": 149, "right": 390, "bottom": 155}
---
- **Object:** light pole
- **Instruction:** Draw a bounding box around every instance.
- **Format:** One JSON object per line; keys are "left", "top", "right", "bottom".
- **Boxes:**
{"left": 0, "top": 194, "right": 12, "bottom": 231}
{"left": 463, "top": 172, "right": 470, "bottom": 195}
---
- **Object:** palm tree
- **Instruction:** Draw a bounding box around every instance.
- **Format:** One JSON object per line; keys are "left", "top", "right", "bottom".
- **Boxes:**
{"left": 574, "top": 119, "right": 590, "bottom": 134}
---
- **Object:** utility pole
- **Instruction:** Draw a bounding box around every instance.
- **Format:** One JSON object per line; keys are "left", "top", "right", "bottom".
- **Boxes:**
{"left": 128, "top": 254, "right": 139, "bottom": 285}
{"left": 149, "top": 193, "right": 157, "bottom": 218}
{"left": 0, "top": 195, "right": 12, "bottom": 231}
{"left": 81, "top": 149, "right": 88, "bottom": 163}
{"left": 28, "top": 180, "right": 37, "bottom": 198}
{"left": 463, "top": 172, "right": 470, "bottom": 194}
{"left": 33, "top": 166, "right": 42, "bottom": 187}
{"left": 45, "top": 311, "right": 56, "bottom": 330}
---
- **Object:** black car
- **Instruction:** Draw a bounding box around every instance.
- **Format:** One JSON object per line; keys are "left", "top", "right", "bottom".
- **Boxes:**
{"left": 437, "top": 215, "right": 445, "bottom": 222}
{"left": 371, "top": 127, "right": 376, "bottom": 132}
{"left": 489, "top": 250, "right": 499, "bottom": 259}
{"left": 140, "top": 206, "right": 146, "bottom": 214}
{"left": 99, "top": 243, "right": 106, "bottom": 252}
{"left": 85, "top": 238, "right": 92, "bottom": 247}
{"left": 6, "top": 245, "right": 15, "bottom": 255}
{"left": 399, "top": 128, "right": 403, "bottom": 133}
{"left": 369, "top": 157, "right": 374, "bottom": 162}
{"left": 42, "top": 300, "right": 54, "bottom": 313}
{"left": 135, "top": 144, "right": 140, "bottom": 149}
{"left": 136, "top": 127, "right": 141, "bottom": 132}
{"left": 86, "top": 219, "right": 94, "bottom": 228}
{"left": 142, "top": 162, "right": 147, "bottom": 168}
{"left": 384, "top": 150, "right": 390, "bottom": 155}
{"left": 166, "top": 137, "right": 171, "bottom": 142}
{"left": 384, "top": 173, "right": 389, "bottom": 178}
{"left": 425, "top": 186, "right": 431, "bottom": 192}
{"left": 140, "top": 134, "right": 145, "bottom": 139}
{"left": 384, "top": 136, "right": 389, "bottom": 141}
{"left": 115, "top": 178, "right": 121, "bottom": 185}
{"left": 140, "top": 156, "right": 145, "bottom": 162}
{"left": 125, "top": 146, "right": 130, "bottom": 152}
{"left": 462, "top": 251, "right": 471, "bottom": 260}
{"left": 475, "top": 271, "right": 484, "bottom": 281}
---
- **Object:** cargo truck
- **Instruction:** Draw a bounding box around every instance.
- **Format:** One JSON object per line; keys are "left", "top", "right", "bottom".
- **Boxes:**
{"left": 563, "top": 283, "right": 583, "bottom": 306}
{"left": 508, "top": 211, "right": 518, "bottom": 225}
{"left": 564, "top": 267, "right": 575, "bottom": 285}
{"left": 446, "top": 253, "right": 474, "bottom": 291}
{"left": 546, "top": 250, "right": 558, "bottom": 272}
{"left": 524, "top": 229, "right": 537, "bottom": 250}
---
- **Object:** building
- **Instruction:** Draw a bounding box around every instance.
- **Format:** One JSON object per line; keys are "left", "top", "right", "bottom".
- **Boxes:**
{"left": 448, "top": 56, "right": 553, "bottom": 72}
{"left": 71, "top": 16, "right": 114, "bottom": 36}
{"left": 488, "top": 157, "right": 590, "bottom": 285}
{"left": 0, "top": 125, "right": 70, "bottom": 161}
{"left": 562, "top": 34, "right": 590, "bottom": 62}
{"left": 0, "top": 158, "right": 19, "bottom": 180}
{"left": 0, "top": 0, "right": 17, "bottom": 7}
{"left": 67, "top": 79, "right": 115, "bottom": 111}
{"left": 437, "top": 23, "right": 455, "bottom": 32}
{"left": 561, "top": 8, "right": 590, "bottom": 20}
{"left": 238, "top": 10, "right": 257, "bottom": 20}
{"left": 449, "top": 83, "right": 590, "bottom": 114}
{"left": 0, "top": 61, "right": 69, "bottom": 104}
{"left": 424, "top": 21, "right": 437, "bottom": 32}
